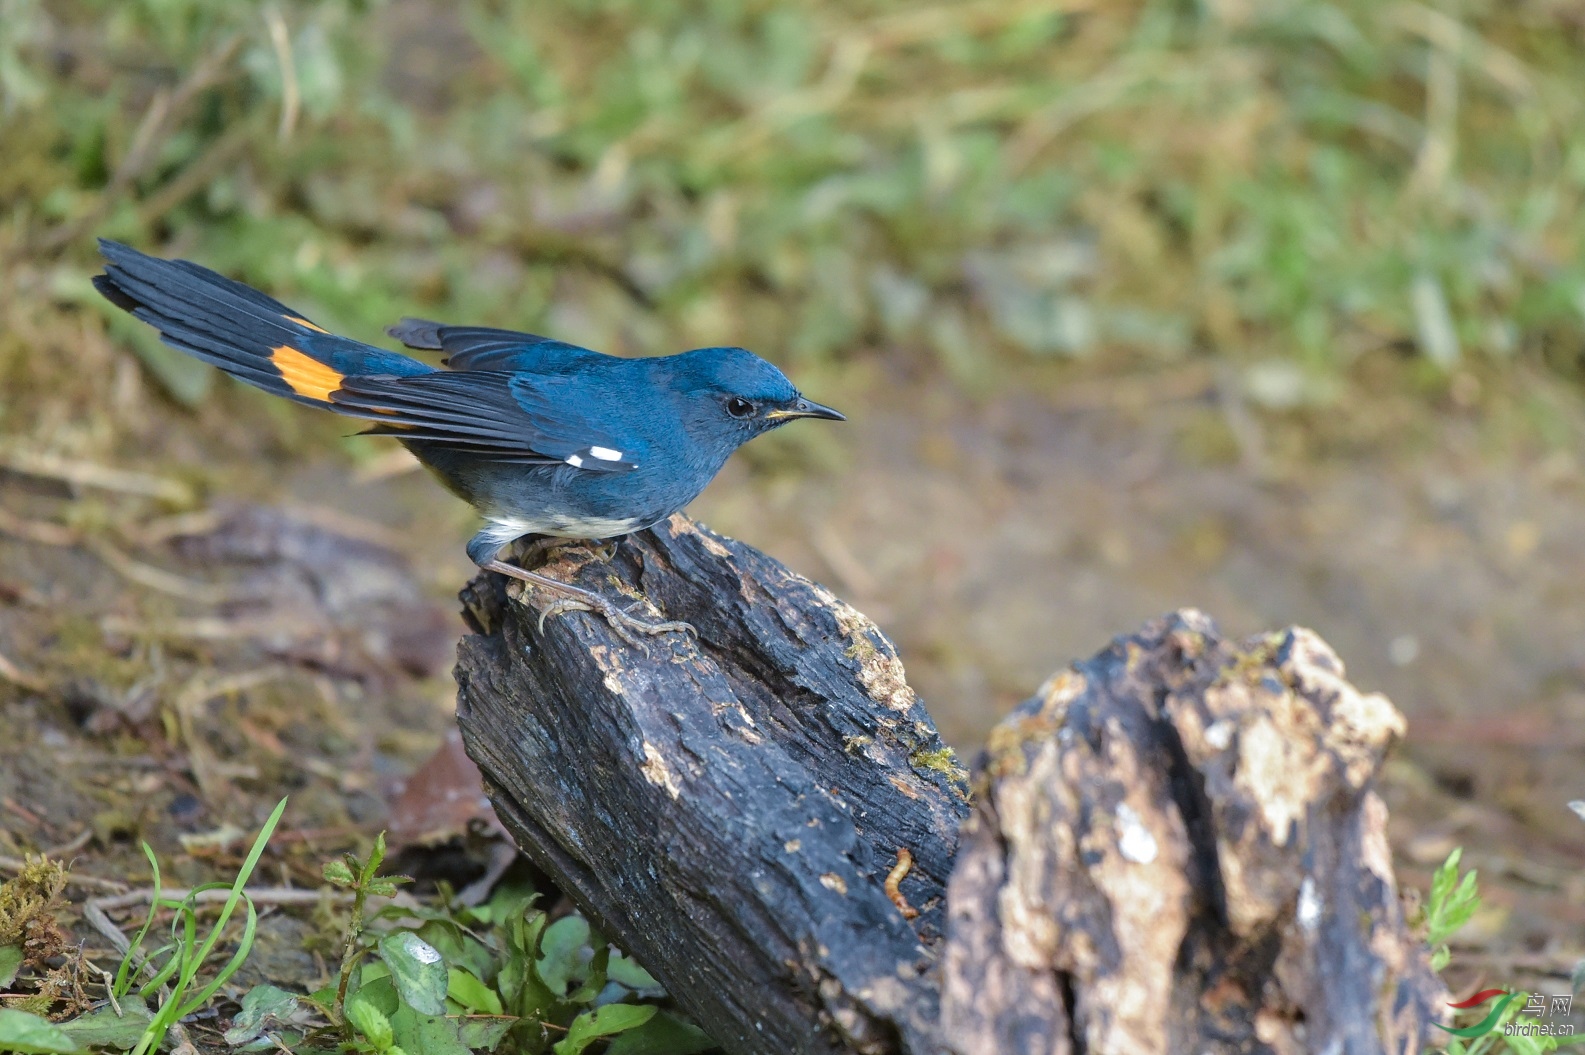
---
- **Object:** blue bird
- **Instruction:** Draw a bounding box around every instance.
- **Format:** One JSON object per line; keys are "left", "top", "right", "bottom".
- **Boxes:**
{"left": 93, "top": 240, "right": 844, "bottom": 639}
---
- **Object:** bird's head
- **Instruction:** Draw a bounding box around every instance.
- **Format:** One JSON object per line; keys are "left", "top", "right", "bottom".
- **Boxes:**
{"left": 668, "top": 347, "right": 844, "bottom": 449}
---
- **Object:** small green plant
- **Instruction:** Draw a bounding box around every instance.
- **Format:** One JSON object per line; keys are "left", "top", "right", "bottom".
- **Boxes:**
{"left": 271, "top": 831, "right": 714, "bottom": 1054}
{"left": 320, "top": 830, "right": 412, "bottom": 1034}
{"left": 1425, "top": 847, "right": 1482, "bottom": 973}
{"left": 1422, "top": 849, "right": 1583, "bottom": 1055}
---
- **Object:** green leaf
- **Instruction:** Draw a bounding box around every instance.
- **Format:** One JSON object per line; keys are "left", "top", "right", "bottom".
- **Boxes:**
{"left": 346, "top": 998, "right": 395, "bottom": 1052}
{"left": 553, "top": 1004, "right": 659, "bottom": 1055}
{"left": 604, "top": 1012, "right": 716, "bottom": 1055}
{"left": 0, "top": 1008, "right": 82, "bottom": 1054}
{"left": 364, "top": 832, "right": 388, "bottom": 881}
{"left": 389, "top": 1006, "right": 470, "bottom": 1055}
{"left": 1426, "top": 848, "right": 1480, "bottom": 947}
{"left": 0, "top": 945, "right": 22, "bottom": 989}
{"left": 606, "top": 954, "right": 662, "bottom": 994}
{"left": 500, "top": 908, "right": 553, "bottom": 1019}
{"left": 447, "top": 968, "right": 505, "bottom": 1016}
{"left": 536, "top": 915, "right": 591, "bottom": 997}
{"left": 457, "top": 1015, "right": 516, "bottom": 1052}
{"left": 1506, "top": 1033, "right": 1546, "bottom": 1055}
{"left": 322, "top": 860, "right": 355, "bottom": 886}
{"left": 379, "top": 932, "right": 449, "bottom": 1016}
{"left": 467, "top": 882, "right": 537, "bottom": 928}
{"left": 348, "top": 975, "right": 400, "bottom": 1019}
{"left": 304, "top": 982, "right": 340, "bottom": 1018}
{"left": 56, "top": 1001, "right": 155, "bottom": 1050}
{"left": 222, "top": 985, "right": 302, "bottom": 1046}
{"left": 565, "top": 945, "right": 609, "bottom": 1004}
{"left": 417, "top": 920, "right": 495, "bottom": 983}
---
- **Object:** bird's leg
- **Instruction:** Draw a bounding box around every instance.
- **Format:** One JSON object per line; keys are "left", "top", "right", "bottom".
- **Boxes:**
{"left": 479, "top": 559, "right": 696, "bottom": 645}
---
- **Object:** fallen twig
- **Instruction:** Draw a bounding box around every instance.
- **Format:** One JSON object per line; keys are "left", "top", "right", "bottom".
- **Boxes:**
{"left": 0, "top": 649, "right": 49, "bottom": 693}
{"left": 87, "top": 538, "right": 239, "bottom": 606}
{"left": 0, "top": 446, "right": 193, "bottom": 504}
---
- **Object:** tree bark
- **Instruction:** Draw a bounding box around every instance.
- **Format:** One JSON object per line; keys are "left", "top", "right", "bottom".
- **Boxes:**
{"left": 454, "top": 515, "right": 972, "bottom": 1055}
{"left": 454, "top": 518, "right": 1442, "bottom": 1055}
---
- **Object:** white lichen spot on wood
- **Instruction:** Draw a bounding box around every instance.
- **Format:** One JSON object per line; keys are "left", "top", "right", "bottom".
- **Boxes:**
{"left": 640, "top": 741, "right": 681, "bottom": 799}
{"left": 784, "top": 839, "right": 801, "bottom": 853}
{"left": 820, "top": 872, "right": 848, "bottom": 894}
{"left": 1115, "top": 803, "right": 1158, "bottom": 864}
{"left": 1297, "top": 875, "right": 1322, "bottom": 932}
{"left": 1204, "top": 719, "right": 1235, "bottom": 750}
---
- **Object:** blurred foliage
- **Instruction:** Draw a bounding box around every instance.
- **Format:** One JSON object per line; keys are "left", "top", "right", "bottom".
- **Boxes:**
{"left": 2, "top": 0, "right": 1584, "bottom": 450}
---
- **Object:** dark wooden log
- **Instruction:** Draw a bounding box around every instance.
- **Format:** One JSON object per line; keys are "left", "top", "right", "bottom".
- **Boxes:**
{"left": 940, "top": 610, "right": 1445, "bottom": 1055}
{"left": 455, "top": 518, "right": 1443, "bottom": 1055}
{"left": 454, "top": 515, "right": 972, "bottom": 1055}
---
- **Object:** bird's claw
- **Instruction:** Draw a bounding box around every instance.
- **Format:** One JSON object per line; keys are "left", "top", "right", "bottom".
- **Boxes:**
{"left": 483, "top": 557, "right": 693, "bottom": 647}
{"left": 532, "top": 592, "right": 695, "bottom": 647}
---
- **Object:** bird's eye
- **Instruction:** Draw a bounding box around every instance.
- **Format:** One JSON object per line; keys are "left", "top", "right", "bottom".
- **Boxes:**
{"left": 725, "top": 397, "right": 756, "bottom": 419}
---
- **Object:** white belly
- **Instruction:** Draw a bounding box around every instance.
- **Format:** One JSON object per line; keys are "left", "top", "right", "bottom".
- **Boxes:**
{"left": 481, "top": 514, "right": 644, "bottom": 546}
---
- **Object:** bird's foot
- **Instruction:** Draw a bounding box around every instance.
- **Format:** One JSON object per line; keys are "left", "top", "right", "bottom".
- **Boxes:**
{"left": 481, "top": 559, "right": 695, "bottom": 647}
{"left": 533, "top": 595, "right": 695, "bottom": 647}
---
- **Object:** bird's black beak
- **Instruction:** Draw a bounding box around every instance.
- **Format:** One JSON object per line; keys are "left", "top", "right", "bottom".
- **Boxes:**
{"left": 767, "top": 397, "right": 846, "bottom": 422}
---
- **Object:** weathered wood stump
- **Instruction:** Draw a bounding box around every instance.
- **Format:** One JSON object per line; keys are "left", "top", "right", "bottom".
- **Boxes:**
{"left": 453, "top": 516, "right": 1442, "bottom": 1055}
{"left": 939, "top": 611, "right": 1444, "bottom": 1055}
{"left": 455, "top": 515, "right": 972, "bottom": 1055}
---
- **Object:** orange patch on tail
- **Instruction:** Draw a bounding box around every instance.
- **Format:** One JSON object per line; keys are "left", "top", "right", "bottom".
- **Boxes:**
{"left": 285, "top": 315, "right": 329, "bottom": 334}
{"left": 271, "top": 345, "right": 344, "bottom": 402}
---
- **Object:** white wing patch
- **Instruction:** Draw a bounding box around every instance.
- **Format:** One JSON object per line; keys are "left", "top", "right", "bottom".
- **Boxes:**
{"left": 564, "top": 445, "right": 626, "bottom": 469}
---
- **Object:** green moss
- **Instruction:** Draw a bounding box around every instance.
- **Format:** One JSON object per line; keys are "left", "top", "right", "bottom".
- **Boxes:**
{"left": 909, "top": 746, "right": 969, "bottom": 784}
{"left": 1215, "top": 630, "right": 1290, "bottom": 689}
{"left": 0, "top": 856, "right": 67, "bottom": 948}
{"left": 843, "top": 635, "right": 879, "bottom": 662}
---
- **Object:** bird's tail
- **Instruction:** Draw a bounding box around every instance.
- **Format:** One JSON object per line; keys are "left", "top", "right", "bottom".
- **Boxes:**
{"left": 94, "top": 239, "right": 433, "bottom": 410}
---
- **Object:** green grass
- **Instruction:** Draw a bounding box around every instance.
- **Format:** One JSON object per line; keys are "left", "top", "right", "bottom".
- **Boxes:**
{"left": 0, "top": 807, "right": 713, "bottom": 1054}
{"left": 113, "top": 797, "right": 288, "bottom": 1055}
{"left": 2, "top": 0, "right": 1584, "bottom": 452}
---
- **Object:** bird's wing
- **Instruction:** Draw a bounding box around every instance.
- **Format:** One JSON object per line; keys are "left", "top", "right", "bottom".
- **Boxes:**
{"left": 331, "top": 371, "right": 637, "bottom": 470}
{"left": 386, "top": 317, "right": 596, "bottom": 372}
